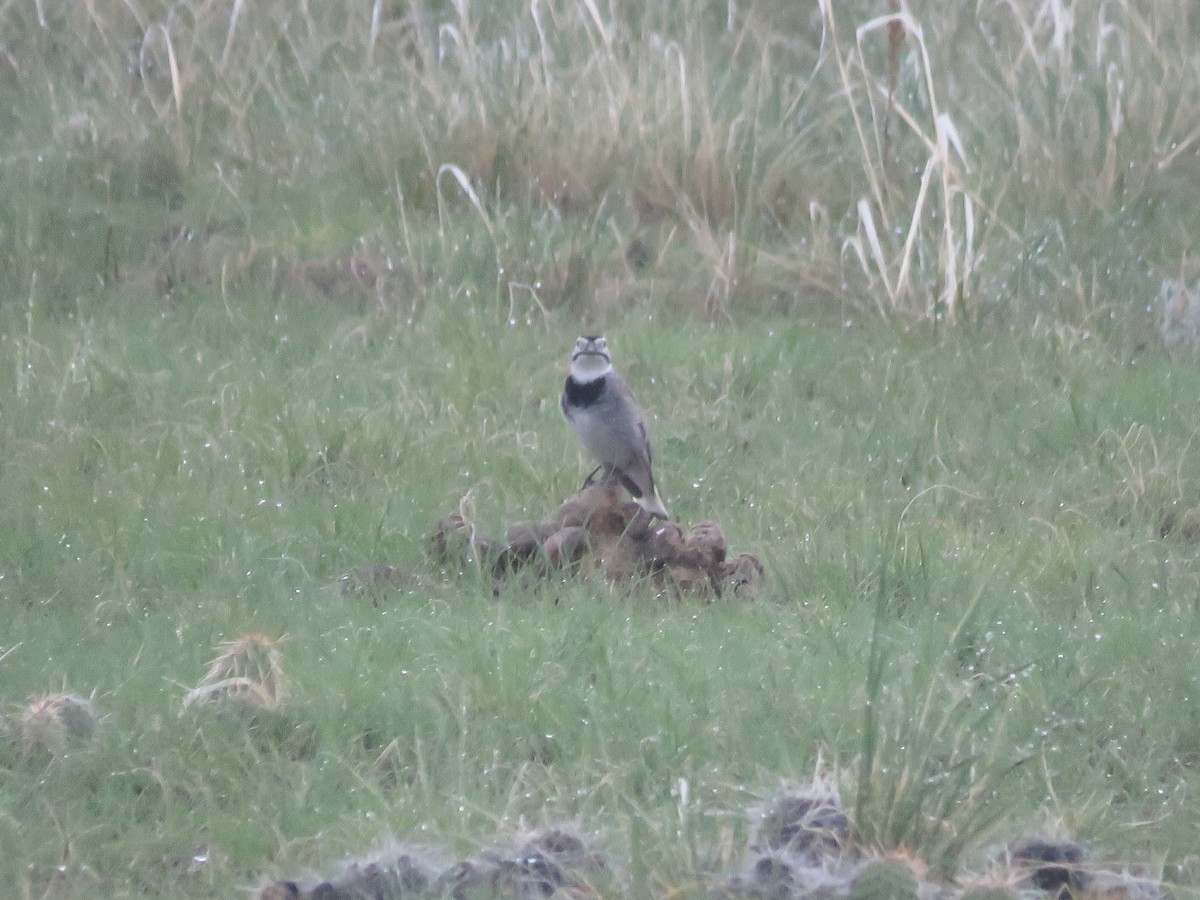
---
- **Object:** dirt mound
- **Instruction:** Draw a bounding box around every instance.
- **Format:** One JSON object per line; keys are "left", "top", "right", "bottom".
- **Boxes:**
{"left": 427, "top": 484, "right": 765, "bottom": 600}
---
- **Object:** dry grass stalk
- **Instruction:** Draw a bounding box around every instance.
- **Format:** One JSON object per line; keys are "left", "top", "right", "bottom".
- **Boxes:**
{"left": 823, "top": 1, "right": 976, "bottom": 321}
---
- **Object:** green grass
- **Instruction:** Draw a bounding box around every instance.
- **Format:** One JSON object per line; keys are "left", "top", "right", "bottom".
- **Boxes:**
{"left": 2, "top": 0, "right": 1200, "bottom": 896}
{"left": 3, "top": 297, "right": 1199, "bottom": 895}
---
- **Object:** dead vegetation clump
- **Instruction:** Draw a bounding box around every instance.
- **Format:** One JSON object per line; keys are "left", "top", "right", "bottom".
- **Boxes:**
{"left": 181, "top": 633, "right": 288, "bottom": 713}
{"left": 3, "top": 692, "right": 101, "bottom": 758}
{"left": 176, "top": 633, "right": 325, "bottom": 758}
{"left": 426, "top": 484, "right": 765, "bottom": 600}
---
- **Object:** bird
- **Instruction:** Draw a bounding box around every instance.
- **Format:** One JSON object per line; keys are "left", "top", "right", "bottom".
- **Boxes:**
{"left": 561, "top": 335, "right": 669, "bottom": 519}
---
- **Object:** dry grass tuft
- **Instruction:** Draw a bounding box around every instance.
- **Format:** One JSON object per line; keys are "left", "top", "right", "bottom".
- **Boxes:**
{"left": 9, "top": 692, "right": 100, "bottom": 756}
{"left": 182, "top": 633, "right": 289, "bottom": 712}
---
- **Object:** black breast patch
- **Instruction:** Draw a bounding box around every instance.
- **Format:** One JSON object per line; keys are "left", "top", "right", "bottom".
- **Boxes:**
{"left": 564, "top": 376, "right": 606, "bottom": 408}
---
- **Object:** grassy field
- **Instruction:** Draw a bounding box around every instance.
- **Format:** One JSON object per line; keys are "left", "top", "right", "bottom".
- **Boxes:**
{"left": 2, "top": 0, "right": 1200, "bottom": 897}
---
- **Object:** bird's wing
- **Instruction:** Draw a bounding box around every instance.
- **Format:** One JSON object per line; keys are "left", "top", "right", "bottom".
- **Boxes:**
{"left": 610, "top": 373, "right": 654, "bottom": 464}
{"left": 638, "top": 418, "right": 654, "bottom": 466}
{"left": 560, "top": 380, "right": 573, "bottom": 421}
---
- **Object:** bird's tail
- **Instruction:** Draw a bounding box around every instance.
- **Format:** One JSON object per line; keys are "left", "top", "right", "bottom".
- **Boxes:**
{"left": 637, "top": 488, "right": 670, "bottom": 520}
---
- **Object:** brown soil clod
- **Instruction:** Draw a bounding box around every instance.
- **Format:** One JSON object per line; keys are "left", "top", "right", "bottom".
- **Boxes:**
{"left": 723, "top": 553, "right": 767, "bottom": 599}
{"left": 544, "top": 526, "right": 591, "bottom": 570}
{"left": 751, "top": 790, "right": 850, "bottom": 862}
{"left": 1012, "top": 838, "right": 1090, "bottom": 895}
